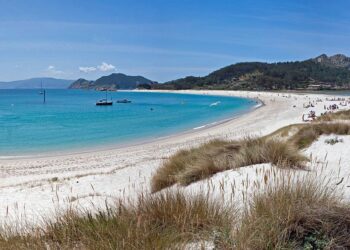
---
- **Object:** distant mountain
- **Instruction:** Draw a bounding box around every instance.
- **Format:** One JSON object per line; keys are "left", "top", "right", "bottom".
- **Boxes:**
{"left": 69, "top": 73, "right": 156, "bottom": 90}
{"left": 0, "top": 77, "right": 74, "bottom": 89}
{"left": 69, "top": 78, "right": 94, "bottom": 89}
{"left": 155, "top": 54, "right": 350, "bottom": 91}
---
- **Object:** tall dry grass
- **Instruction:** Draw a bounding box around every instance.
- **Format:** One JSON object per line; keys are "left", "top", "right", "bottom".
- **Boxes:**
{"left": 151, "top": 139, "right": 233, "bottom": 192}
{"left": 2, "top": 119, "right": 350, "bottom": 248}
{"left": 2, "top": 176, "right": 349, "bottom": 249}
{"left": 151, "top": 138, "right": 307, "bottom": 192}
{"left": 264, "top": 123, "right": 305, "bottom": 140}
{"left": 233, "top": 178, "right": 350, "bottom": 249}
{"left": 317, "top": 109, "right": 350, "bottom": 122}
{"left": 289, "top": 122, "right": 350, "bottom": 149}
{"left": 0, "top": 191, "right": 234, "bottom": 249}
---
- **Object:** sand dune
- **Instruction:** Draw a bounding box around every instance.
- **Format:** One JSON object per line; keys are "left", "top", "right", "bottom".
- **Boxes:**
{"left": 0, "top": 90, "right": 349, "bottom": 226}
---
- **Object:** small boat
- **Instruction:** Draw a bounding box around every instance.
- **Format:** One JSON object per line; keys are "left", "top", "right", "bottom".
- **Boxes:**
{"left": 96, "top": 99, "right": 113, "bottom": 106}
{"left": 96, "top": 90, "right": 113, "bottom": 106}
{"left": 116, "top": 99, "right": 131, "bottom": 103}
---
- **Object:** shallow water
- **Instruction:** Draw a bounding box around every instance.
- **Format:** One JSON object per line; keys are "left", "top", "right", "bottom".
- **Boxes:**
{"left": 0, "top": 90, "right": 257, "bottom": 156}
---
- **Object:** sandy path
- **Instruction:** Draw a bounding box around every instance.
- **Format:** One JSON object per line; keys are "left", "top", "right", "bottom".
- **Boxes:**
{"left": 0, "top": 90, "right": 346, "bottom": 225}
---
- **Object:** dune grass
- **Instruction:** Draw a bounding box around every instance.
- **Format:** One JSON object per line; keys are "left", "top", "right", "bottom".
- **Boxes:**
{"left": 289, "top": 122, "right": 350, "bottom": 149}
{"left": 2, "top": 177, "right": 348, "bottom": 249}
{"left": 264, "top": 123, "right": 305, "bottom": 140}
{"left": 151, "top": 139, "right": 232, "bottom": 192}
{"left": 0, "top": 191, "right": 234, "bottom": 249}
{"left": 2, "top": 118, "right": 350, "bottom": 248}
{"left": 151, "top": 138, "right": 307, "bottom": 192}
{"left": 317, "top": 109, "right": 350, "bottom": 121}
{"left": 152, "top": 121, "right": 350, "bottom": 192}
{"left": 233, "top": 178, "right": 350, "bottom": 249}
{"left": 2, "top": 178, "right": 349, "bottom": 250}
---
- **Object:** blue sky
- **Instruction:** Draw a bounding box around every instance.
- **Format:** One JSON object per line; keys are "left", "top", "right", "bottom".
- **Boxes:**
{"left": 0, "top": 0, "right": 349, "bottom": 82}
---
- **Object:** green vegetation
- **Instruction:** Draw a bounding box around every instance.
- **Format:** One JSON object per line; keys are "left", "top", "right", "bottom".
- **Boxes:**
{"left": 325, "top": 137, "right": 343, "bottom": 145}
{"left": 69, "top": 73, "right": 156, "bottom": 90}
{"left": 68, "top": 54, "right": 350, "bottom": 91}
{"left": 155, "top": 59, "right": 350, "bottom": 90}
{"left": 136, "top": 83, "right": 152, "bottom": 89}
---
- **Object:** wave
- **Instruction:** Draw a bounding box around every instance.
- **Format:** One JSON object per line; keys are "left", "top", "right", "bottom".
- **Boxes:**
{"left": 193, "top": 125, "right": 206, "bottom": 130}
{"left": 209, "top": 101, "right": 221, "bottom": 107}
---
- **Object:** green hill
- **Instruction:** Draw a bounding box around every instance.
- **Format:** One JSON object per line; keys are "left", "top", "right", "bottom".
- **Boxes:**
{"left": 69, "top": 73, "right": 156, "bottom": 90}
{"left": 156, "top": 54, "right": 350, "bottom": 90}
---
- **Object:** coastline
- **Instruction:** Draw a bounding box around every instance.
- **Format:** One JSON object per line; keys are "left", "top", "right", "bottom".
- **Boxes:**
{"left": 0, "top": 92, "right": 263, "bottom": 160}
{"left": 0, "top": 90, "right": 347, "bottom": 226}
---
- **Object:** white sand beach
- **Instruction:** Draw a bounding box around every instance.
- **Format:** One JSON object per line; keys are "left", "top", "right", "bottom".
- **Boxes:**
{"left": 1, "top": 90, "right": 350, "bottom": 226}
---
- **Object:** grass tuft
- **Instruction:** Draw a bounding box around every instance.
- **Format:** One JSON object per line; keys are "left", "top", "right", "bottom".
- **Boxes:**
{"left": 317, "top": 109, "right": 350, "bottom": 122}
{"left": 151, "top": 139, "right": 233, "bottom": 192}
{"left": 0, "top": 191, "right": 234, "bottom": 249}
{"left": 151, "top": 138, "right": 307, "bottom": 192}
{"left": 233, "top": 178, "right": 350, "bottom": 249}
{"left": 151, "top": 122, "right": 350, "bottom": 192}
{"left": 289, "top": 123, "right": 350, "bottom": 149}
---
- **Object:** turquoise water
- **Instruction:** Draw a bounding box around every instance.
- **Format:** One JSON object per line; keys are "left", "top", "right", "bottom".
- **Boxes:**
{"left": 0, "top": 90, "right": 257, "bottom": 157}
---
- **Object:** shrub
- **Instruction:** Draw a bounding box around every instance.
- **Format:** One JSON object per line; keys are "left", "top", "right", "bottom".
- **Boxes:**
{"left": 325, "top": 137, "right": 343, "bottom": 145}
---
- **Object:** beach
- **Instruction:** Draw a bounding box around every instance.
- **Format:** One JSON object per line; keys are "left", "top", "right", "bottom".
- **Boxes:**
{"left": 1, "top": 90, "right": 349, "bottom": 226}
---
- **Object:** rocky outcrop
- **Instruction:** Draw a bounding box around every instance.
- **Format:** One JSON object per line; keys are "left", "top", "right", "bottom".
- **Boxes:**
{"left": 314, "top": 54, "right": 350, "bottom": 69}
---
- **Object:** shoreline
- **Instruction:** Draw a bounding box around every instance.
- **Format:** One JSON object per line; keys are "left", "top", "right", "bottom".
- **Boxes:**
{"left": 0, "top": 90, "right": 348, "bottom": 226}
{"left": 0, "top": 92, "right": 263, "bottom": 161}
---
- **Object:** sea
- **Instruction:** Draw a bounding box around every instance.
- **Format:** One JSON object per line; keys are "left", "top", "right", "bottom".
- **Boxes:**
{"left": 0, "top": 90, "right": 258, "bottom": 157}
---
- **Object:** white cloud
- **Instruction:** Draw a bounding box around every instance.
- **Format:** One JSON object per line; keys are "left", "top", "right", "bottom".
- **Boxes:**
{"left": 78, "top": 62, "right": 116, "bottom": 73}
{"left": 79, "top": 66, "right": 96, "bottom": 73}
{"left": 47, "top": 65, "right": 63, "bottom": 75}
{"left": 97, "top": 62, "right": 116, "bottom": 72}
